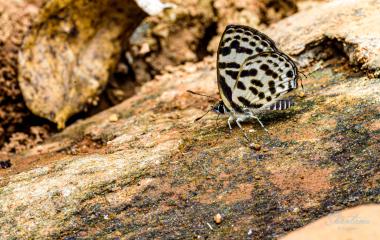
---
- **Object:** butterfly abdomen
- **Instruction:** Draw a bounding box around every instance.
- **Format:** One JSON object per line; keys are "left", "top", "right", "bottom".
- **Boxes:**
{"left": 268, "top": 99, "right": 294, "bottom": 111}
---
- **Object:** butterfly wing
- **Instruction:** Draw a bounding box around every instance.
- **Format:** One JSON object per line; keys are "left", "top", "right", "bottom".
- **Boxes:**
{"left": 231, "top": 51, "right": 298, "bottom": 112}
{"left": 217, "top": 25, "right": 278, "bottom": 113}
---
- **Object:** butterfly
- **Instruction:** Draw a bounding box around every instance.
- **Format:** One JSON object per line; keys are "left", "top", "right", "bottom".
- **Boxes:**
{"left": 211, "top": 24, "right": 299, "bottom": 132}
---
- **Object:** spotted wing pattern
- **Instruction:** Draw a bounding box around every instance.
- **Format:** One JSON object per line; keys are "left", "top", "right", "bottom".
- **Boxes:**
{"left": 217, "top": 25, "right": 278, "bottom": 112}
{"left": 231, "top": 51, "right": 298, "bottom": 112}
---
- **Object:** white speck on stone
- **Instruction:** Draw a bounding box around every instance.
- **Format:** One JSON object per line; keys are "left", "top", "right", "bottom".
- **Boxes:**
{"left": 62, "top": 188, "right": 72, "bottom": 197}
{"left": 293, "top": 207, "right": 300, "bottom": 213}
{"left": 136, "top": 0, "right": 176, "bottom": 15}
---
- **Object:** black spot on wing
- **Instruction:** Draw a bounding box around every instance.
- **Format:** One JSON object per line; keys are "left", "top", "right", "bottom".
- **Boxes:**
{"left": 258, "top": 92, "right": 265, "bottom": 99}
{"left": 286, "top": 70, "right": 294, "bottom": 78}
{"left": 251, "top": 80, "right": 264, "bottom": 87}
{"left": 223, "top": 37, "right": 232, "bottom": 43}
{"left": 238, "top": 96, "right": 251, "bottom": 107}
{"left": 237, "top": 97, "right": 263, "bottom": 109}
{"left": 226, "top": 28, "right": 234, "bottom": 34}
{"left": 218, "top": 62, "right": 240, "bottom": 69}
{"left": 265, "top": 69, "right": 273, "bottom": 76}
{"left": 266, "top": 96, "right": 272, "bottom": 102}
{"left": 226, "top": 70, "right": 239, "bottom": 79}
{"left": 260, "top": 64, "right": 269, "bottom": 71}
{"left": 228, "top": 39, "right": 254, "bottom": 54}
{"left": 251, "top": 103, "right": 264, "bottom": 108}
{"left": 249, "top": 87, "right": 258, "bottom": 95}
{"left": 269, "top": 87, "right": 276, "bottom": 94}
{"left": 239, "top": 47, "right": 253, "bottom": 54}
{"left": 237, "top": 81, "right": 246, "bottom": 90}
{"left": 231, "top": 40, "right": 239, "bottom": 48}
{"left": 220, "top": 47, "right": 231, "bottom": 56}
{"left": 219, "top": 76, "right": 232, "bottom": 102}
{"left": 240, "top": 68, "right": 257, "bottom": 77}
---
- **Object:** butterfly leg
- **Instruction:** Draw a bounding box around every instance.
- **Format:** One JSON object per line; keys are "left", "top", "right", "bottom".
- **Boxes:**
{"left": 236, "top": 117, "right": 251, "bottom": 142}
{"left": 227, "top": 115, "right": 234, "bottom": 130}
{"left": 251, "top": 115, "right": 268, "bottom": 132}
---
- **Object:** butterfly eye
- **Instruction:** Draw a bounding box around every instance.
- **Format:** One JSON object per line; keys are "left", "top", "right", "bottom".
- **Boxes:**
{"left": 218, "top": 104, "right": 225, "bottom": 114}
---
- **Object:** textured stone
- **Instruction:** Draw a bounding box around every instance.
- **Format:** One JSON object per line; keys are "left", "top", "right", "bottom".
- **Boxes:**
{"left": 268, "top": 0, "right": 380, "bottom": 72}
{"left": 0, "top": 0, "right": 379, "bottom": 238}
{"left": 0, "top": 0, "right": 39, "bottom": 147}
{"left": 18, "top": 0, "right": 147, "bottom": 129}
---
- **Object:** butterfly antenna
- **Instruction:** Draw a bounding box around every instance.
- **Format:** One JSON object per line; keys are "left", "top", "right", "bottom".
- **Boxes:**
{"left": 215, "top": 113, "right": 221, "bottom": 128}
{"left": 195, "top": 108, "right": 212, "bottom": 122}
{"left": 187, "top": 90, "right": 218, "bottom": 100}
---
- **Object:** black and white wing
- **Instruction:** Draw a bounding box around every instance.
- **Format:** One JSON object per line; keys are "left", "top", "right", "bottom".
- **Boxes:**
{"left": 217, "top": 25, "right": 279, "bottom": 113}
{"left": 231, "top": 51, "right": 298, "bottom": 112}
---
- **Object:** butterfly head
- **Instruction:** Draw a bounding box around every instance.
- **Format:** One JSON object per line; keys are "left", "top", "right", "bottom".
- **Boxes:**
{"left": 212, "top": 101, "right": 226, "bottom": 114}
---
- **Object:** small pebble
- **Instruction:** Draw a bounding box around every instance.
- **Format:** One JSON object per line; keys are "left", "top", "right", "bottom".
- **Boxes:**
{"left": 249, "top": 143, "right": 261, "bottom": 151}
{"left": 298, "top": 92, "right": 306, "bottom": 98}
{"left": 139, "top": 42, "right": 151, "bottom": 55}
{"left": 214, "top": 213, "right": 223, "bottom": 224}
{"left": 293, "top": 207, "right": 300, "bottom": 213}
{"left": 109, "top": 114, "right": 119, "bottom": 122}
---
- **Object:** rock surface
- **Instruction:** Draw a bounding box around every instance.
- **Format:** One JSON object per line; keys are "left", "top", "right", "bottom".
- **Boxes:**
{"left": 281, "top": 204, "right": 380, "bottom": 240}
{"left": 128, "top": 0, "right": 215, "bottom": 83}
{"left": 18, "top": 0, "right": 147, "bottom": 129}
{"left": 0, "top": 0, "right": 40, "bottom": 147}
{"left": 129, "top": 0, "right": 300, "bottom": 83}
{"left": 0, "top": 0, "right": 379, "bottom": 238}
{"left": 268, "top": 0, "right": 380, "bottom": 73}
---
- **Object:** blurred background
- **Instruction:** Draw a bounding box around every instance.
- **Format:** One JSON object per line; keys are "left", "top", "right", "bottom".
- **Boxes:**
{"left": 0, "top": 0, "right": 328, "bottom": 155}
